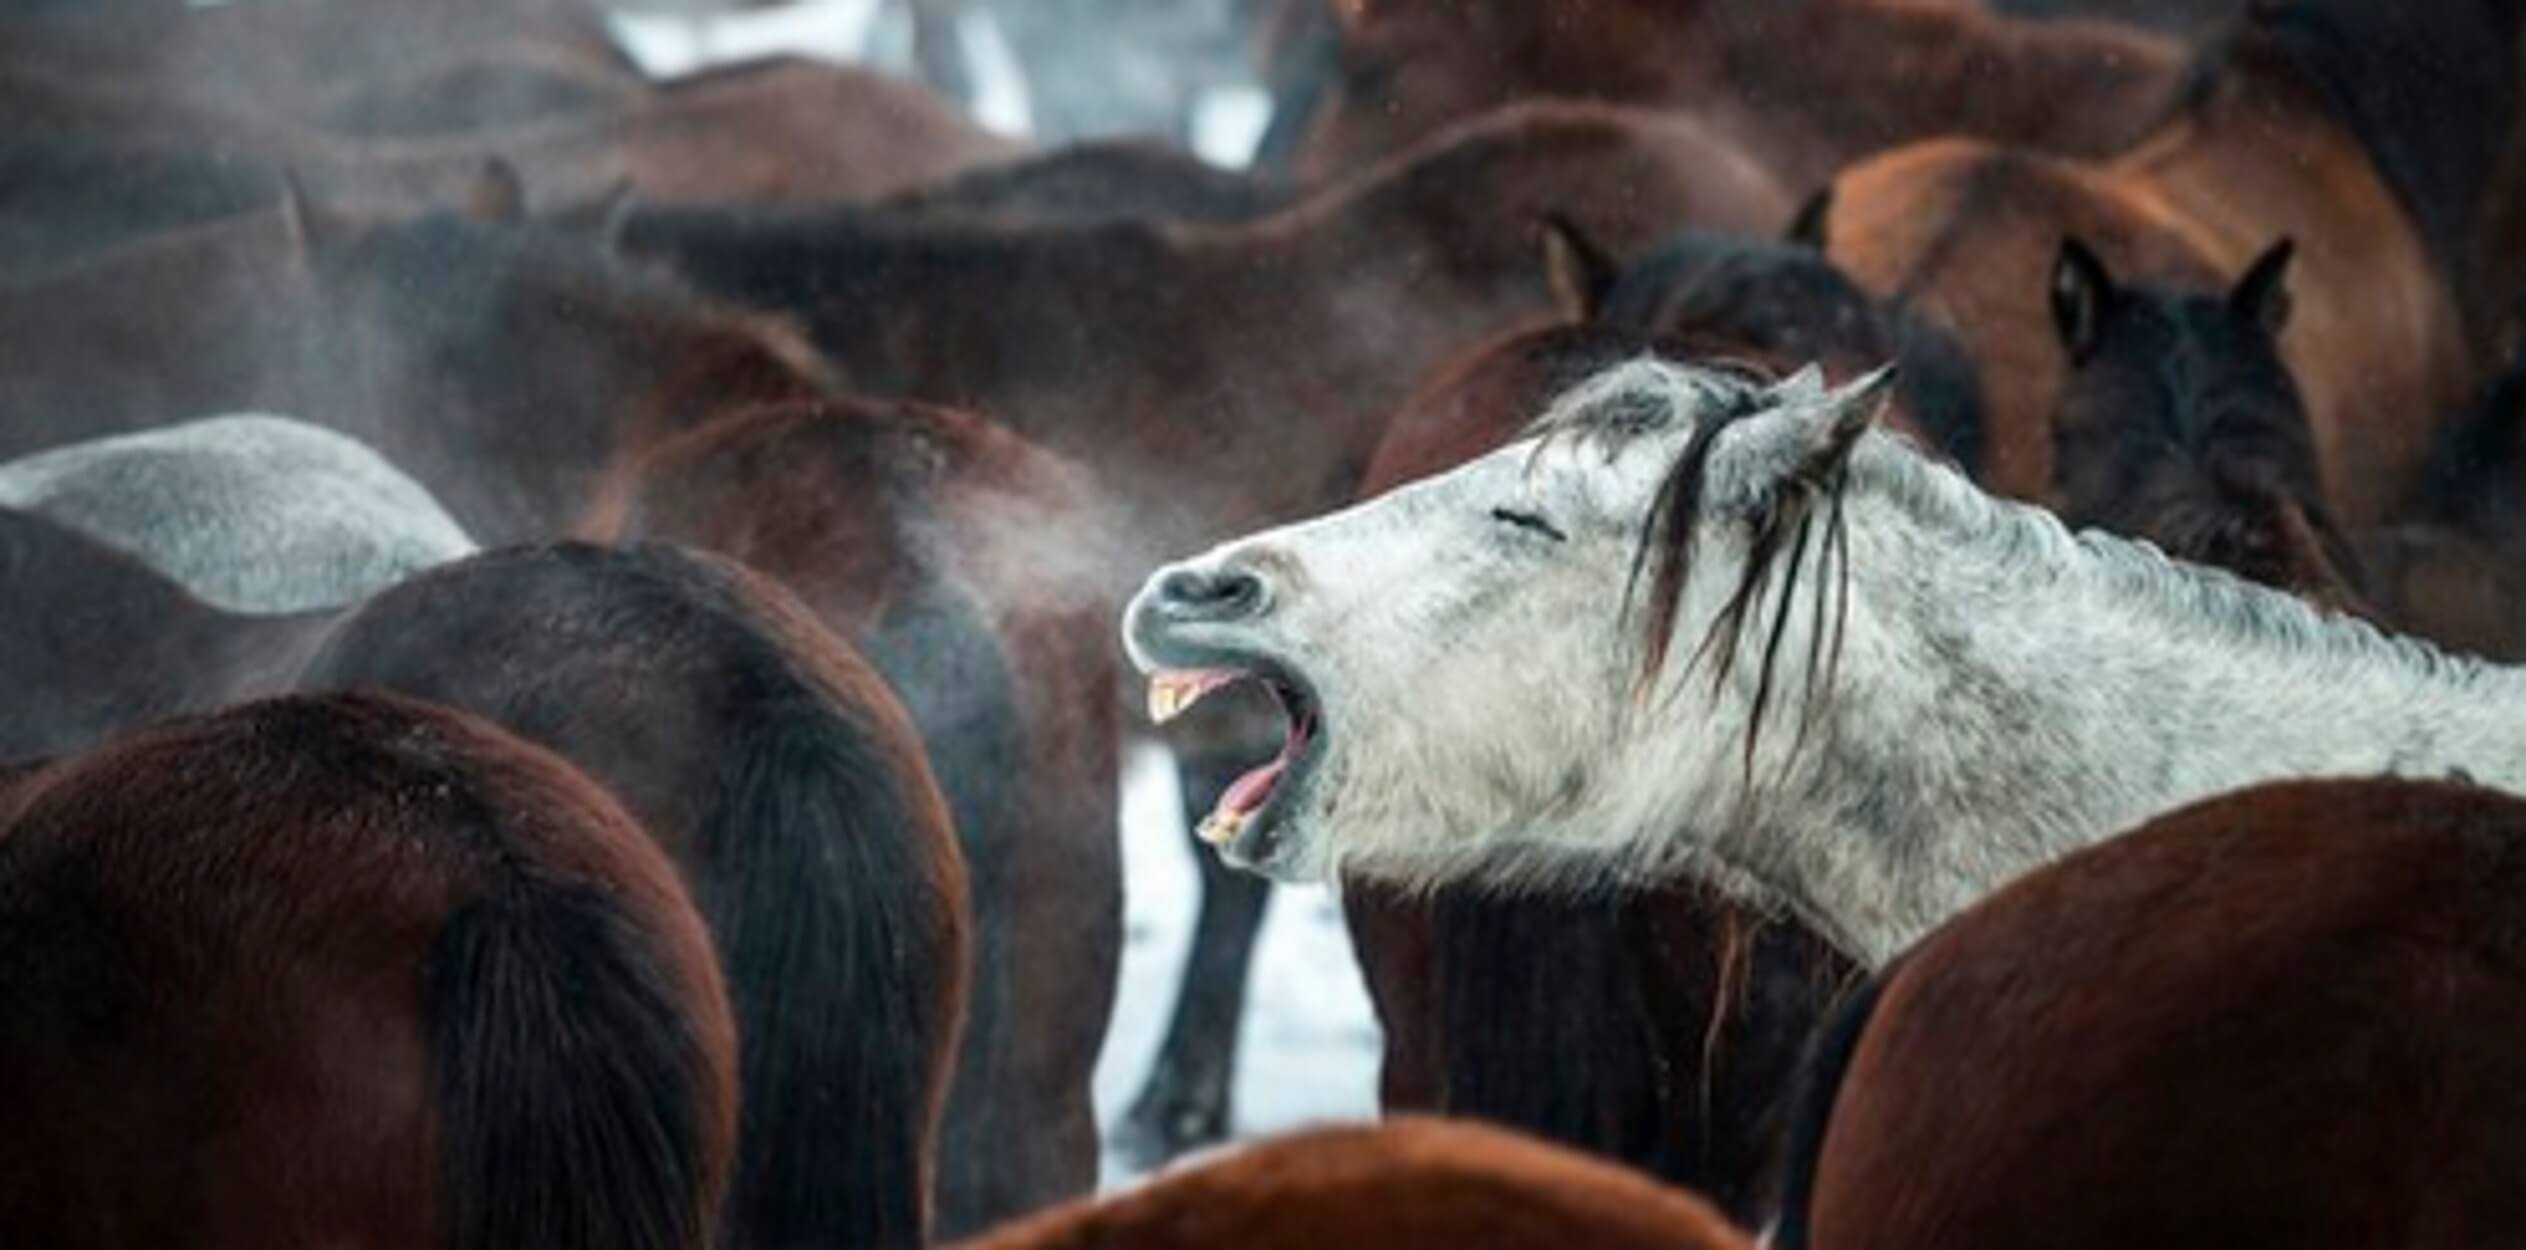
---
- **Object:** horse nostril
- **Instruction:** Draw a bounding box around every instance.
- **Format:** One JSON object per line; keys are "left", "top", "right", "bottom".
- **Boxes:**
{"left": 1158, "top": 566, "right": 1268, "bottom": 621}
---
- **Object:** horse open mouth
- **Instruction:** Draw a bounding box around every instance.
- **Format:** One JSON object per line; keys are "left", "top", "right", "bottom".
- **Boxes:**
{"left": 1147, "top": 663, "right": 1324, "bottom": 852}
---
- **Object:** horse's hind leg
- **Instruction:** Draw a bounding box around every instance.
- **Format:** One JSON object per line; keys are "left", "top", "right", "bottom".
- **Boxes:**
{"left": 1114, "top": 748, "right": 1273, "bottom": 1169}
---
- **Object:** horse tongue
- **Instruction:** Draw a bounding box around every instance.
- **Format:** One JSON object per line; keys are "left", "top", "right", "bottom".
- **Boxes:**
{"left": 1220, "top": 759, "right": 1287, "bottom": 816}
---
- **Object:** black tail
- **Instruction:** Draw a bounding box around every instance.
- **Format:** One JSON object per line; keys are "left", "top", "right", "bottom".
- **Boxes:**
{"left": 429, "top": 876, "right": 727, "bottom": 1250}
{"left": 702, "top": 709, "right": 968, "bottom": 1250}
{"left": 1767, "top": 963, "right": 1896, "bottom": 1250}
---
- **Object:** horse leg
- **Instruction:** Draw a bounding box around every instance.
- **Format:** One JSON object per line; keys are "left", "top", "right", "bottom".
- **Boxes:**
{"left": 1114, "top": 748, "right": 1273, "bottom": 1169}
{"left": 908, "top": 0, "right": 975, "bottom": 111}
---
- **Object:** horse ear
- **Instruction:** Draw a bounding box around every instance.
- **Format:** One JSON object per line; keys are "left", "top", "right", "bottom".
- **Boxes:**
{"left": 1744, "top": 364, "right": 1896, "bottom": 490}
{"left": 2231, "top": 236, "right": 2295, "bottom": 337}
{"left": 1540, "top": 213, "right": 1618, "bottom": 322}
{"left": 2050, "top": 236, "right": 2114, "bottom": 363}
{"left": 1808, "top": 365, "right": 1898, "bottom": 467}
{"left": 1785, "top": 185, "right": 1832, "bottom": 251}
{"left": 463, "top": 157, "right": 528, "bottom": 225}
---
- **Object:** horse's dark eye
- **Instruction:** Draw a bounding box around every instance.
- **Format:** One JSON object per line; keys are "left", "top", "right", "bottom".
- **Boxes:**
{"left": 1489, "top": 507, "right": 1568, "bottom": 543}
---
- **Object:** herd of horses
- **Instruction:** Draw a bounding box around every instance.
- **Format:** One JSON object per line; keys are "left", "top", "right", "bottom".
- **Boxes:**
{"left": 7, "top": 0, "right": 2526, "bottom": 1246}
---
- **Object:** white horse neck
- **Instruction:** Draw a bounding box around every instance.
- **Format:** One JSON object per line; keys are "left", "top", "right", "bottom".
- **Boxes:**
{"left": 1712, "top": 439, "right": 2526, "bottom": 964}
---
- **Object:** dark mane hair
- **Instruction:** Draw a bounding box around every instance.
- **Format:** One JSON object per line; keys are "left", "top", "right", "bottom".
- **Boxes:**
{"left": 1593, "top": 230, "right": 1986, "bottom": 469}
{"left": 1531, "top": 361, "right": 1862, "bottom": 778}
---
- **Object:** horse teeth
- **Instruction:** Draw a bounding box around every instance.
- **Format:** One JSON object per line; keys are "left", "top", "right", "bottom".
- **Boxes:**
{"left": 1148, "top": 670, "right": 1226, "bottom": 725}
{"left": 1197, "top": 810, "right": 1246, "bottom": 847}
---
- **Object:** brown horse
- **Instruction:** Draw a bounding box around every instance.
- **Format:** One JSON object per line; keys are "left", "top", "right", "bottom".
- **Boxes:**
{"left": 293, "top": 201, "right": 837, "bottom": 543}
{"left": 2359, "top": 353, "right": 2526, "bottom": 659}
{"left": 5, "top": 45, "right": 1014, "bottom": 224}
{"left": 864, "top": 137, "right": 1285, "bottom": 226}
{"left": 591, "top": 398, "right": 1121, "bottom": 1236}
{"left": 1988, "top": 0, "right": 2235, "bottom": 32}
{"left": 1815, "top": 0, "right": 2514, "bottom": 525}
{"left": 956, "top": 1117, "right": 1754, "bottom": 1250}
{"left": 1542, "top": 221, "right": 1987, "bottom": 461}
{"left": 0, "top": 507, "right": 332, "bottom": 762}
{"left": 621, "top": 100, "right": 1786, "bottom": 589}
{"left": 1281, "top": 0, "right": 2186, "bottom": 188}
{"left": 0, "top": 690, "right": 738, "bottom": 1250}
{"left": 297, "top": 542, "right": 973, "bottom": 1250}
{"left": 1775, "top": 777, "right": 2526, "bottom": 1250}
{"left": 0, "top": 192, "right": 318, "bottom": 459}
{"left": 2046, "top": 233, "right": 2370, "bottom": 608}
{"left": 0, "top": 521, "right": 974, "bottom": 1248}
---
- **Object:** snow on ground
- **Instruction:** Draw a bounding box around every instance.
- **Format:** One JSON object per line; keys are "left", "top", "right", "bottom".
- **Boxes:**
{"left": 1093, "top": 741, "right": 1382, "bottom": 1189}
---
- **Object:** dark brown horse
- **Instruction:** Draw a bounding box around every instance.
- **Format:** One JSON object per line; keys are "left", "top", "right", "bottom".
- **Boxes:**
{"left": 0, "top": 690, "right": 739, "bottom": 1250}
{"left": 0, "top": 507, "right": 331, "bottom": 762}
{"left": 864, "top": 137, "right": 1285, "bottom": 226}
{"left": 2359, "top": 353, "right": 2526, "bottom": 659}
{"left": 956, "top": 1117, "right": 1754, "bottom": 1250}
{"left": 1775, "top": 777, "right": 2526, "bottom": 1250}
{"left": 620, "top": 98, "right": 1787, "bottom": 599}
{"left": 1280, "top": 0, "right": 2186, "bottom": 188}
{"left": 0, "top": 521, "right": 975, "bottom": 1248}
{"left": 591, "top": 398, "right": 1121, "bottom": 1236}
{"left": 293, "top": 202, "right": 837, "bottom": 543}
{"left": 295, "top": 543, "right": 975, "bottom": 1250}
{"left": 2046, "top": 233, "right": 2370, "bottom": 608}
{"left": 0, "top": 193, "right": 317, "bottom": 458}
{"left": 1814, "top": 0, "right": 2515, "bottom": 525}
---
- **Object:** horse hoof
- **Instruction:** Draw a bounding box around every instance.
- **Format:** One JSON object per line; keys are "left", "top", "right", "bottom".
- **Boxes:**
{"left": 1113, "top": 1095, "right": 1231, "bottom": 1171}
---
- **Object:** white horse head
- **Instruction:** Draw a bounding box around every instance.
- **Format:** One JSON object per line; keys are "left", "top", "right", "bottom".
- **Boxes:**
{"left": 1126, "top": 354, "right": 2526, "bottom": 962}
{"left": 1124, "top": 358, "right": 1894, "bottom": 889}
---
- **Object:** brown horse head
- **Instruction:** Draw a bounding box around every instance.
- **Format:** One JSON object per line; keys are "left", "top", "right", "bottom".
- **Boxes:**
{"left": 2048, "top": 233, "right": 2369, "bottom": 610}
{"left": 1541, "top": 218, "right": 1985, "bottom": 466}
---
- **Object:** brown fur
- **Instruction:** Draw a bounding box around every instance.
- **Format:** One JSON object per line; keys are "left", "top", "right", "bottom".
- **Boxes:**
{"left": 0, "top": 195, "right": 317, "bottom": 460}
{"left": 0, "top": 691, "right": 738, "bottom": 1250}
{"left": 1789, "top": 778, "right": 2526, "bottom": 1250}
{"left": 297, "top": 211, "right": 837, "bottom": 542}
{"left": 955, "top": 1118, "right": 1755, "bottom": 1250}
{"left": 594, "top": 399, "right": 1122, "bottom": 1234}
{"left": 625, "top": 100, "right": 1788, "bottom": 591}
{"left": 1289, "top": 0, "right": 2185, "bottom": 188}
{"left": 1823, "top": 9, "right": 2489, "bottom": 527}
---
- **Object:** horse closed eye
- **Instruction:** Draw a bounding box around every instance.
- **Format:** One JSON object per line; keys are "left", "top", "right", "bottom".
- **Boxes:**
{"left": 1489, "top": 507, "right": 1568, "bottom": 542}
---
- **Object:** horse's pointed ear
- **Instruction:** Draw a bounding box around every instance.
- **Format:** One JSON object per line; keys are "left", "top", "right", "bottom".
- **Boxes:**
{"left": 2231, "top": 235, "right": 2295, "bottom": 338}
{"left": 463, "top": 157, "right": 528, "bottom": 225}
{"left": 1812, "top": 364, "right": 1898, "bottom": 463}
{"left": 1785, "top": 185, "right": 1832, "bottom": 251}
{"left": 1540, "top": 213, "right": 1618, "bottom": 323}
{"left": 2050, "top": 236, "right": 2114, "bottom": 364}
